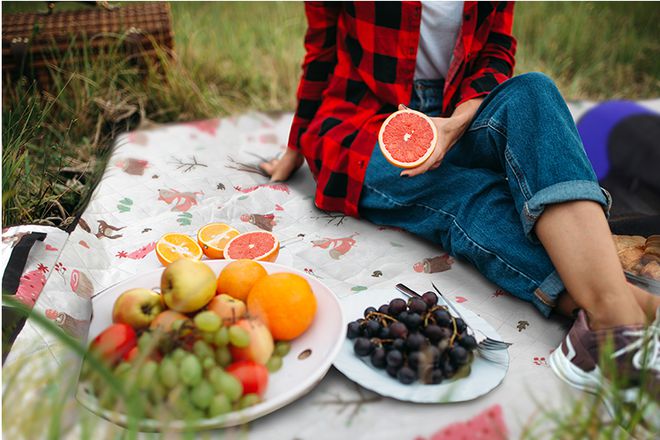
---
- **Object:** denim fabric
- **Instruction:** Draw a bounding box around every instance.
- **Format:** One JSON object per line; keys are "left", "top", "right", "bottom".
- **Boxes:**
{"left": 359, "top": 73, "right": 610, "bottom": 317}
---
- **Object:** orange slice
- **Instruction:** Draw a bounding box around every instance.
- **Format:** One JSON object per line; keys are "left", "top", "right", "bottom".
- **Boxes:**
{"left": 156, "top": 233, "right": 203, "bottom": 266}
{"left": 224, "top": 231, "right": 280, "bottom": 263}
{"left": 197, "top": 222, "right": 240, "bottom": 259}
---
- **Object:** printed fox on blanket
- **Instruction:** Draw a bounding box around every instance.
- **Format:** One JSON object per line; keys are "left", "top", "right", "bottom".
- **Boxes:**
{"left": 158, "top": 189, "right": 203, "bottom": 212}
{"left": 312, "top": 234, "right": 358, "bottom": 259}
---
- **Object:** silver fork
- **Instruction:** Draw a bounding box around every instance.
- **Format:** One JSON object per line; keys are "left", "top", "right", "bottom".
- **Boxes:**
{"left": 430, "top": 283, "right": 512, "bottom": 350}
{"left": 395, "top": 283, "right": 512, "bottom": 352}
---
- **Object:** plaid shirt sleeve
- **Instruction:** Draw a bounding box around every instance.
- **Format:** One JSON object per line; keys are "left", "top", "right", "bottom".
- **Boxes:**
{"left": 286, "top": 2, "right": 341, "bottom": 151}
{"left": 456, "top": 2, "right": 517, "bottom": 108}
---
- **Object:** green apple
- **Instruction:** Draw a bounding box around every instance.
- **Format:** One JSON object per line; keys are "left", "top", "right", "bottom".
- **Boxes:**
{"left": 161, "top": 259, "right": 216, "bottom": 313}
{"left": 112, "top": 288, "right": 164, "bottom": 330}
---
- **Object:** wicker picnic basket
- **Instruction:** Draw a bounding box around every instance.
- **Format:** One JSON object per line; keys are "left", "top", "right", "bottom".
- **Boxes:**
{"left": 2, "top": 1, "right": 174, "bottom": 87}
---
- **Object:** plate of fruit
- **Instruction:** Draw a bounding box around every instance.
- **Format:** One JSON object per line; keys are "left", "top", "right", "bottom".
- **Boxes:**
{"left": 77, "top": 258, "right": 344, "bottom": 431}
{"left": 333, "top": 288, "right": 509, "bottom": 403}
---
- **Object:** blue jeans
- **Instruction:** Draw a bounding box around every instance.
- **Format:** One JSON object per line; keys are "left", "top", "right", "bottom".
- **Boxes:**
{"left": 359, "top": 73, "right": 610, "bottom": 317}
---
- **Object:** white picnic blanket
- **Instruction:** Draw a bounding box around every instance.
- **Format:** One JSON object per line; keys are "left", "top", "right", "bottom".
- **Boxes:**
{"left": 4, "top": 101, "right": 658, "bottom": 439}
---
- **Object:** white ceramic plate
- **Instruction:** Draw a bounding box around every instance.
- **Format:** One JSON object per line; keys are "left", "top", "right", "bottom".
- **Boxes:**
{"left": 333, "top": 289, "right": 509, "bottom": 403}
{"left": 77, "top": 260, "right": 345, "bottom": 431}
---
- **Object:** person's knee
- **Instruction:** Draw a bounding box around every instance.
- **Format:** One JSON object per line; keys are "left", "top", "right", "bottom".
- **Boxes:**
{"left": 507, "top": 72, "right": 559, "bottom": 99}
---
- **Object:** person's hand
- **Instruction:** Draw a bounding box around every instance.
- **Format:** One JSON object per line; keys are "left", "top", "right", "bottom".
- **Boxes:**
{"left": 260, "top": 148, "right": 305, "bottom": 182}
{"left": 400, "top": 98, "right": 483, "bottom": 177}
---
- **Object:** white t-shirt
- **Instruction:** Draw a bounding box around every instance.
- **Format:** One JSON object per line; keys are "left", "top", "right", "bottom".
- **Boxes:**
{"left": 414, "top": 1, "right": 464, "bottom": 80}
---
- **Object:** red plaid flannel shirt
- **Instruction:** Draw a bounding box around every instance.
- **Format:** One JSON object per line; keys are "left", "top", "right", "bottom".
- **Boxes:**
{"left": 288, "top": 1, "right": 517, "bottom": 217}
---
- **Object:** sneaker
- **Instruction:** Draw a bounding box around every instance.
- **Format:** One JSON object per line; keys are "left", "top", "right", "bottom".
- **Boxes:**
{"left": 549, "top": 308, "right": 659, "bottom": 428}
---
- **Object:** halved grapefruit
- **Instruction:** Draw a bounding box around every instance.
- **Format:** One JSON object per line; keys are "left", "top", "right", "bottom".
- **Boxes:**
{"left": 378, "top": 108, "right": 437, "bottom": 168}
{"left": 224, "top": 231, "right": 280, "bottom": 262}
{"left": 197, "top": 222, "right": 240, "bottom": 259}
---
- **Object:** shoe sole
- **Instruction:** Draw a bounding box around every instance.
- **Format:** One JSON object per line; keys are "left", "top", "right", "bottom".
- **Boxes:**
{"left": 548, "top": 342, "right": 615, "bottom": 414}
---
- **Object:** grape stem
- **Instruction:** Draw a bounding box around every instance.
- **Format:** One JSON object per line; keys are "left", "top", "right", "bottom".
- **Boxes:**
{"left": 365, "top": 311, "right": 398, "bottom": 324}
{"left": 373, "top": 338, "right": 394, "bottom": 345}
{"left": 423, "top": 305, "right": 446, "bottom": 327}
{"left": 449, "top": 316, "right": 458, "bottom": 346}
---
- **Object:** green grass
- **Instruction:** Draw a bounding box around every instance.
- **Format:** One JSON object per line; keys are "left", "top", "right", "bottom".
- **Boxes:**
{"left": 514, "top": 2, "right": 660, "bottom": 99}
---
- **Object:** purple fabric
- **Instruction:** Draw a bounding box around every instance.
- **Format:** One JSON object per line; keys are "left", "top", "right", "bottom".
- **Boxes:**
{"left": 576, "top": 101, "right": 653, "bottom": 180}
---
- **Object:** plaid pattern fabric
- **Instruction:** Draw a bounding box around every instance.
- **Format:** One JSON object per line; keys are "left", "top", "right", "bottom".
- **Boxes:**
{"left": 288, "top": 1, "right": 517, "bottom": 217}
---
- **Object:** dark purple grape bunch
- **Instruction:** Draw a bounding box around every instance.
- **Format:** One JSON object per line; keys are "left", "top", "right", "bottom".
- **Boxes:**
{"left": 346, "top": 290, "right": 478, "bottom": 385}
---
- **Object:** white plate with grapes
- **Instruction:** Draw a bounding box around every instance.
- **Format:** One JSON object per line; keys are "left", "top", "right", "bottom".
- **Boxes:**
{"left": 76, "top": 260, "right": 345, "bottom": 431}
{"left": 333, "top": 288, "right": 509, "bottom": 403}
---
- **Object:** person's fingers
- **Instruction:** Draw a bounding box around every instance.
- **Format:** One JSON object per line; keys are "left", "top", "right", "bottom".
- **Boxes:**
{"left": 270, "top": 164, "right": 294, "bottom": 182}
{"left": 429, "top": 161, "right": 441, "bottom": 170}
{"left": 269, "top": 156, "right": 300, "bottom": 182}
{"left": 401, "top": 161, "right": 431, "bottom": 177}
{"left": 259, "top": 159, "right": 279, "bottom": 176}
{"left": 263, "top": 150, "right": 305, "bottom": 182}
{"left": 400, "top": 148, "right": 445, "bottom": 177}
{"left": 270, "top": 170, "right": 286, "bottom": 182}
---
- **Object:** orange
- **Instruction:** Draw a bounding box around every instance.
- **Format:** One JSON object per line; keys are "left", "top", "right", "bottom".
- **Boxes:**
{"left": 216, "top": 259, "right": 267, "bottom": 302}
{"left": 247, "top": 273, "right": 317, "bottom": 341}
{"left": 197, "top": 222, "right": 240, "bottom": 259}
{"left": 155, "top": 233, "right": 203, "bottom": 266}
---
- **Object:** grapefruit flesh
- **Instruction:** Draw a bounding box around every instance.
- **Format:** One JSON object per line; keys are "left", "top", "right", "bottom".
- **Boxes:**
{"left": 224, "top": 231, "right": 280, "bottom": 262}
{"left": 378, "top": 109, "right": 437, "bottom": 168}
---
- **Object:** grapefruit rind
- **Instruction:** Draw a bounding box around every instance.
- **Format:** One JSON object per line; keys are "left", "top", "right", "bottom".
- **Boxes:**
{"left": 224, "top": 231, "right": 280, "bottom": 263}
{"left": 378, "top": 109, "right": 437, "bottom": 169}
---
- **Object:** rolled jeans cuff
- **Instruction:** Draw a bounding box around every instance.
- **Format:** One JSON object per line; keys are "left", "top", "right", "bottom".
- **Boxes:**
{"left": 532, "top": 270, "right": 566, "bottom": 317}
{"left": 521, "top": 180, "right": 611, "bottom": 243}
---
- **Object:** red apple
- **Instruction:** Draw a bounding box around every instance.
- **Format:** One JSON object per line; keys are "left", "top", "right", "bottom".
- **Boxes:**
{"left": 226, "top": 360, "right": 268, "bottom": 397}
{"left": 229, "top": 318, "right": 274, "bottom": 365}
{"left": 207, "top": 294, "right": 246, "bottom": 324}
{"left": 150, "top": 310, "right": 189, "bottom": 332}
{"left": 123, "top": 346, "right": 139, "bottom": 362}
{"left": 90, "top": 323, "right": 137, "bottom": 365}
{"left": 122, "top": 346, "right": 163, "bottom": 363}
{"left": 112, "top": 288, "right": 164, "bottom": 330}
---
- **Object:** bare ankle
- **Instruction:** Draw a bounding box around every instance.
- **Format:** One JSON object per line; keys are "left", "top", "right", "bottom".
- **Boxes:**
{"left": 629, "top": 284, "right": 660, "bottom": 323}
{"left": 586, "top": 301, "right": 646, "bottom": 330}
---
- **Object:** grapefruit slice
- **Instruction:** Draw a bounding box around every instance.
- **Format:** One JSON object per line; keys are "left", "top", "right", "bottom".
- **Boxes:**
{"left": 224, "top": 231, "right": 280, "bottom": 263}
{"left": 156, "top": 233, "right": 203, "bottom": 266}
{"left": 197, "top": 222, "right": 240, "bottom": 259}
{"left": 378, "top": 108, "right": 437, "bottom": 168}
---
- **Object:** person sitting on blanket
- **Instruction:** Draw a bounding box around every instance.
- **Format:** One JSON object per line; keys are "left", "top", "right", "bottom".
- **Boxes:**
{"left": 260, "top": 1, "right": 660, "bottom": 412}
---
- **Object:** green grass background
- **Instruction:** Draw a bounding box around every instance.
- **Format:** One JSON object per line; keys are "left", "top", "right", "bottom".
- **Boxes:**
{"left": 2, "top": 1, "right": 660, "bottom": 228}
